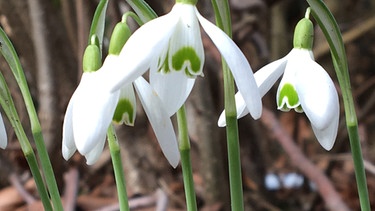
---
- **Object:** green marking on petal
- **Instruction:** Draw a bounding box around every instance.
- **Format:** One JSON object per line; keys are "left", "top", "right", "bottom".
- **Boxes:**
{"left": 113, "top": 98, "right": 135, "bottom": 125}
{"left": 277, "top": 83, "right": 302, "bottom": 112}
{"left": 158, "top": 51, "right": 171, "bottom": 74}
{"left": 171, "top": 46, "right": 202, "bottom": 76}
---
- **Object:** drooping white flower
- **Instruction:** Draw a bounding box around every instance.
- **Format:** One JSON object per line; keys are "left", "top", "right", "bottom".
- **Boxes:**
{"left": 62, "top": 25, "right": 180, "bottom": 167}
{"left": 107, "top": 1, "right": 262, "bottom": 119}
{"left": 62, "top": 55, "right": 120, "bottom": 165}
{"left": 218, "top": 9, "right": 339, "bottom": 150}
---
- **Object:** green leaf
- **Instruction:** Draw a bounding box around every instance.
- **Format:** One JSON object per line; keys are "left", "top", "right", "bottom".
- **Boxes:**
{"left": 88, "top": 0, "right": 109, "bottom": 54}
{"left": 0, "top": 27, "right": 25, "bottom": 83}
{"left": 305, "top": 0, "right": 348, "bottom": 86}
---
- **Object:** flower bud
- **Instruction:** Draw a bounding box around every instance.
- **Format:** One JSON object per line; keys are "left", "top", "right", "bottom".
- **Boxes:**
{"left": 293, "top": 8, "right": 314, "bottom": 50}
{"left": 83, "top": 35, "right": 102, "bottom": 73}
{"left": 108, "top": 22, "right": 131, "bottom": 55}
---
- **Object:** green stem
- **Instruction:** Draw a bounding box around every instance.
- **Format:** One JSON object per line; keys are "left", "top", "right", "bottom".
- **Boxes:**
{"left": 223, "top": 64, "right": 244, "bottom": 211}
{"left": 211, "top": 0, "right": 244, "bottom": 210}
{"left": 125, "top": 0, "right": 157, "bottom": 23}
{"left": 348, "top": 124, "right": 370, "bottom": 211}
{"left": 107, "top": 124, "right": 129, "bottom": 211}
{"left": 177, "top": 106, "right": 198, "bottom": 211}
{"left": 0, "top": 72, "right": 52, "bottom": 210}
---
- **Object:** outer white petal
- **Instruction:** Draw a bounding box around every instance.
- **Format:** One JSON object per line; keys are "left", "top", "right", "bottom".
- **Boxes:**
{"left": 0, "top": 113, "right": 7, "bottom": 149}
{"left": 217, "top": 52, "right": 289, "bottom": 126}
{"left": 62, "top": 93, "right": 76, "bottom": 149}
{"left": 295, "top": 54, "right": 339, "bottom": 150}
{"left": 133, "top": 77, "right": 180, "bottom": 168}
{"left": 109, "top": 11, "right": 179, "bottom": 92}
{"left": 217, "top": 92, "right": 247, "bottom": 127}
{"left": 72, "top": 71, "right": 120, "bottom": 155}
{"left": 84, "top": 137, "right": 107, "bottom": 165}
{"left": 311, "top": 114, "right": 338, "bottom": 150}
{"left": 150, "top": 70, "right": 195, "bottom": 116}
{"left": 255, "top": 56, "right": 288, "bottom": 97}
{"left": 196, "top": 9, "right": 262, "bottom": 119}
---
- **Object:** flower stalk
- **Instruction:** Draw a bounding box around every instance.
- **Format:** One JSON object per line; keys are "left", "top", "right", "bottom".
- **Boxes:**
{"left": 107, "top": 124, "right": 129, "bottom": 211}
{"left": 212, "top": 0, "right": 244, "bottom": 210}
{"left": 306, "top": 1, "right": 371, "bottom": 210}
{"left": 177, "top": 106, "right": 198, "bottom": 211}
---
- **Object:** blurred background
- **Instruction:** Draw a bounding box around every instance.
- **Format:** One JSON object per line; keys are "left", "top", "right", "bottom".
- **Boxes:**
{"left": 0, "top": 0, "right": 374, "bottom": 210}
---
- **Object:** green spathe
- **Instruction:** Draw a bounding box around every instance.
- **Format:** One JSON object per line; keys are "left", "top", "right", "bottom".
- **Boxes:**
{"left": 278, "top": 83, "right": 303, "bottom": 112}
{"left": 113, "top": 98, "right": 135, "bottom": 125}
{"left": 293, "top": 18, "right": 314, "bottom": 50}
{"left": 83, "top": 44, "right": 102, "bottom": 73}
{"left": 109, "top": 22, "right": 131, "bottom": 55}
{"left": 172, "top": 46, "right": 201, "bottom": 76}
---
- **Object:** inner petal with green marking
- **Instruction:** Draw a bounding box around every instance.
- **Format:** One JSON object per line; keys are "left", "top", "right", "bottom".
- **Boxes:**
{"left": 171, "top": 46, "right": 202, "bottom": 77}
{"left": 277, "top": 83, "right": 303, "bottom": 112}
{"left": 113, "top": 99, "right": 135, "bottom": 126}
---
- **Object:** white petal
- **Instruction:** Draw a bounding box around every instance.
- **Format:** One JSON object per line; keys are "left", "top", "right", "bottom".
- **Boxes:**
{"left": 217, "top": 92, "right": 248, "bottom": 127}
{"left": 255, "top": 56, "right": 287, "bottom": 97}
{"left": 62, "top": 93, "right": 76, "bottom": 151}
{"left": 0, "top": 113, "right": 7, "bottom": 149}
{"left": 295, "top": 60, "right": 339, "bottom": 130}
{"left": 196, "top": 10, "right": 262, "bottom": 119}
{"left": 72, "top": 72, "right": 120, "bottom": 155}
{"left": 134, "top": 77, "right": 180, "bottom": 168}
{"left": 84, "top": 137, "right": 107, "bottom": 165}
{"left": 311, "top": 112, "right": 338, "bottom": 150}
{"left": 218, "top": 53, "right": 288, "bottom": 126}
{"left": 62, "top": 144, "right": 76, "bottom": 161}
{"left": 295, "top": 57, "right": 339, "bottom": 150}
{"left": 150, "top": 70, "right": 195, "bottom": 116}
{"left": 109, "top": 12, "right": 179, "bottom": 92}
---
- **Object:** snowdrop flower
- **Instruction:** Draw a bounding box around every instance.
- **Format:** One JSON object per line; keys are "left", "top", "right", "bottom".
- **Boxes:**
{"left": 108, "top": 0, "right": 262, "bottom": 119}
{"left": 218, "top": 8, "right": 339, "bottom": 150}
{"left": 62, "top": 39, "right": 120, "bottom": 165}
{"left": 0, "top": 113, "right": 7, "bottom": 149}
{"left": 63, "top": 23, "right": 180, "bottom": 167}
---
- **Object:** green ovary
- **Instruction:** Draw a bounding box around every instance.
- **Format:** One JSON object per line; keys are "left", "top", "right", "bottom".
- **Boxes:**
{"left": 113, "top": 99, "right": 135, "bottom": 125}
{"left": 172, "top": 46, "right": 201, "bottom": 76}
{"left": 278, "top": 83, "right": 303, "bottom": 112}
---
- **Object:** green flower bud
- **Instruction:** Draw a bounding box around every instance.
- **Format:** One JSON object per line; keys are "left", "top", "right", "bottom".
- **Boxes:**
{"left": 83, "top": 35, "right": 102, "bottom": 73}
{"left": 108, "top": 22, "right": 131, "bottom": 55}
{"left": 293, "top": 8, "right": 314, "bottom": 50}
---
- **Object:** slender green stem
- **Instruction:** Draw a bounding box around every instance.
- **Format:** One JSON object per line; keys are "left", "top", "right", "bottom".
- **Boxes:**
{"left": 107, "top": 124, "right": 129, "bottom": 211}
{"left": 177, "top": 106, "right": 198, "bottom": 211}
{"left": 0, "top": 72, "right": 52, "bottom": 210}
{"left": 305, "top": 1, "right": 370, "bottom": 209}
{"left": 211, "top": 0, "right": 244, "bottom": 210}
{"left": 222, "top": 64, "right": 244, "bottom": 211}
{"left": 125, "top": 0, "right": 157, "bottom": 23}
{"left": 347, "top": 124, "right": 370, "bottom": 211}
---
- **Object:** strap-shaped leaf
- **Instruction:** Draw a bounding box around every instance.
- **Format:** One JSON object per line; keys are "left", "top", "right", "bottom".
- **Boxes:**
{"left": 88, "top": 0, "right": 109, "bottom": 54}
{"left": 306, "top": 0, "right": 349, "bottom": 88}
{"left": 0, "top": 27, "right": 24, "bottom": 81}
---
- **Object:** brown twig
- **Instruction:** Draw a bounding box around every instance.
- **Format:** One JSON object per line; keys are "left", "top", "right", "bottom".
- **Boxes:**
{"left": 260, "top": 108, "right": 350, "bottom": 211}
{"left": 9, "top": 173, "right": 35, "bottom": 204}
{"left": 63, "top": 168, "right": 79, "bottom": 211}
